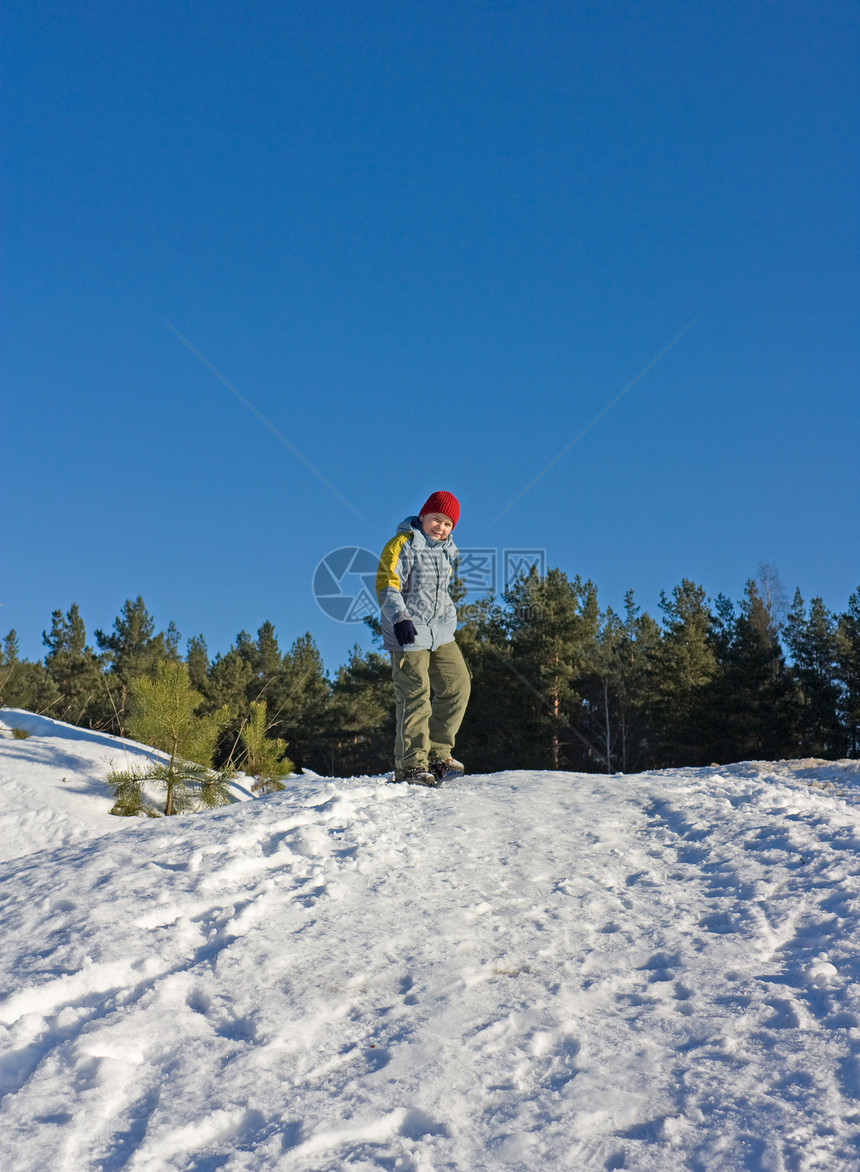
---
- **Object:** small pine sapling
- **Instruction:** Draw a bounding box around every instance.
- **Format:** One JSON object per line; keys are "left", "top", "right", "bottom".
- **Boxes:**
{"left": 106, "top": 661, "right": 234, "bottom": 816}
{"left": 240, "top": 701, "right": 294, "bottom": 794}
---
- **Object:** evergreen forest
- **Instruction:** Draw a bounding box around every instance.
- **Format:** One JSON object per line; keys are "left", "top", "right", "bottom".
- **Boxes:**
{"left": 2, "top": 565, "right": 858, "bottom": 779}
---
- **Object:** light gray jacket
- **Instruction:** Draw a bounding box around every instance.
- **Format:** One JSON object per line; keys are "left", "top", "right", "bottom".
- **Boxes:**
{"left": 376, "top": 517, "right": 459, "bottom": 652}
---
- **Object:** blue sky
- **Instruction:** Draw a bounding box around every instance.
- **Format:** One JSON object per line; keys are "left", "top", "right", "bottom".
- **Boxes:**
{"left": 2, "top": 0, "right": 858, "bottom": 671}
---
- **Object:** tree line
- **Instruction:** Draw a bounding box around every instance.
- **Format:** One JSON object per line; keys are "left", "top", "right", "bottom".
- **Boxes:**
{"left": 1, "top": 565, "right": 858, "bottom": 779}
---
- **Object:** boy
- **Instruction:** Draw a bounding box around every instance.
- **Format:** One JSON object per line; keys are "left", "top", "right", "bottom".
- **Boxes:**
{"left": 376, "top": 490, "right": 471, "bottom": 786}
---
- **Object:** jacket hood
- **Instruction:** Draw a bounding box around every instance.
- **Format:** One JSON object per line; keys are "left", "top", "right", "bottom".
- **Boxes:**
{"left": 397, "top": 516, "right": 458, "bottom": 556}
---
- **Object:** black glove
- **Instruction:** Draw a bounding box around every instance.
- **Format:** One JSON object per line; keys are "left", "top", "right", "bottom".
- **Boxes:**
{"left": 394, "top": 619, "right": 417, "bottom": 646}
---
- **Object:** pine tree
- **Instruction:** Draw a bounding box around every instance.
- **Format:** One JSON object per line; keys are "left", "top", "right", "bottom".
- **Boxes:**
{"left": 264, "top": 634, "right": 330, "bottom": 771}
{"left": 3, "top": 631, "right": 18, "bottom": 663}
{"left": 96, "top": 596, "right": 169, "bottom": 683}
{"left": 323, "top": 647, "right": 394, "bottom": 775}
{"left": 784, "top": 591, "right": 843, "bottom": 756}
{"left": 252, "top": 621, "right": 283, "bottom": 682}
{"left": 1, "top": 630, "right": 60, "bottom": 714}
{"left": 106, "top": 662, "right": 232, "bottom": 816}
{"left": 618, "top": 592, "right": 661, "bottom": 769}
{"left": 501, "top": 567, "right": 601, "bottom": 770}
{"left": 648, "top": 580, "right": 717, "bottom": 766}
{"left": 95, "top": 597, "right": 175, "bottom": 734}
{"left": 165, "top": 621, "right": 182, "bottom": 661}
{"left": 705, "top": 581, "right": 797, "bottom": 762}
{"left": 200, "top": 623, "right": 287, "bottom": 765}
{"left": 239, "top": 701, "right": 294, "bottom": 793}
{"left": 42, "top": 604, "right": 108, "bottom": 727}
{"left": 186, "top": 635, "right": 210, "bottom": 693}
{"left": 449, "top": 594, "right": 515, "bottom": 773}
{"left": 205, "top": 642, "right": 257, "bottom": 715}
{"left": 835, "top": 588, "right": 860, "bottom": 756}
{"left": 583, "top": 593, "right": 659, "bottom": 773}
{"left": 583, "top": 608, "right": 624, "bottom": 772}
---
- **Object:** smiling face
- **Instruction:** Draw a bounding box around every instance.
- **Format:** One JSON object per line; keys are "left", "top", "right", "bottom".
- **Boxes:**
{"left": 420, "top": 512, "right": 454, "bottom": 541}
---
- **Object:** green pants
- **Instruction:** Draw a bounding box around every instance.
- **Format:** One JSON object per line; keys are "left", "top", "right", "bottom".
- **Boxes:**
{"left": 390, "top": 640, "right": 471, "bottom": 774}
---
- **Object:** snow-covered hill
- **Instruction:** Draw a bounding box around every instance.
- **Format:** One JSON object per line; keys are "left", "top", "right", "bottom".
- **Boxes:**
{"left": 2, "top": 712, "right": 860, "bottom": 1170}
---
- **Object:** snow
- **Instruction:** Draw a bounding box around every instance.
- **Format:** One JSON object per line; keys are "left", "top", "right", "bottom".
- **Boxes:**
{"left": 2, "top": 711, "right": 860, "bottom": 1170}
{"left": 0, "top": 710, "right": 255, "bottom": 862}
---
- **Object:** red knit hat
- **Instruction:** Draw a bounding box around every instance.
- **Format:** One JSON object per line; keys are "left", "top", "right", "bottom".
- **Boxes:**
{"left": 419, "top": 490, "right": 460, "bottom": 528}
